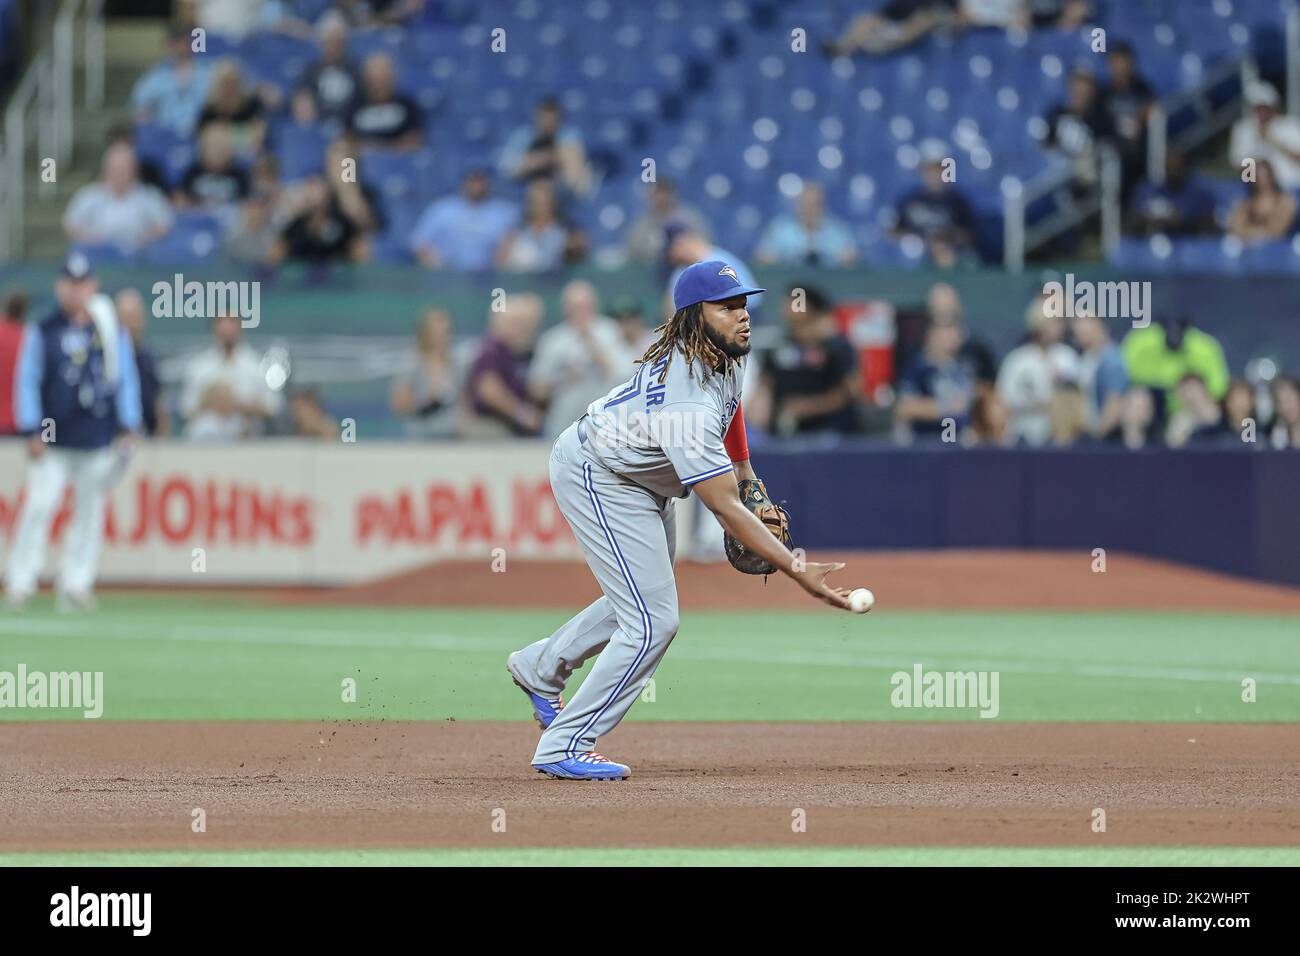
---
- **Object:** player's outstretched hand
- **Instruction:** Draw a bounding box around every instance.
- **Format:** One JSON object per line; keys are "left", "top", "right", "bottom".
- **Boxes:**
{"left": 791, "top": 561, "right": 853, "bottom": 611}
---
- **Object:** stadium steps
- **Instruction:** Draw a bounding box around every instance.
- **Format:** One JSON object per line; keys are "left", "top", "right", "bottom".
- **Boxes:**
{"left": 21, "top": 19, "right": 162, "bottom": 258}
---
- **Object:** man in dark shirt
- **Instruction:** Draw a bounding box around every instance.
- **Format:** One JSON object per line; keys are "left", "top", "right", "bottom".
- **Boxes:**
{"left": 1045, "top": 69, "right": 1115, "bottom": 182}
{"left": 297, "top": 12, "right": 361, "bottom": 124}
{"left": 463, "top": 293, "right": 545, "bottom": 437}
{"left": 1125, "top": 151, "right": 1217, "bottom": 236}
{"left": 175, "top": 122, "right": 249, "bottom": 209}
{"left": 894, "top": 312, "right": 976, "bottom": 440}
{"left": 895, "top": 146, "right": 978, "bottom": 267}
{"left": 1100, "top": 41, "right": 1155, "bottom": 194}
{"left": 753, "top": 285, "right": 859, "bottom": 437}
{"left": 115, "top": 288, "right": 168, "bottom": 437}
{"left": 824, "top": 0, "right": 956, "bottom": 57}
{"left": 346, "top": 52, "right": 422, "bottom": 151}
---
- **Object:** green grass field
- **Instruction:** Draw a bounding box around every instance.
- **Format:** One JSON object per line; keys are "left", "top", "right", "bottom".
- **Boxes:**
{"left": 2, "top": 594, "right": 1298, "bottom": 866}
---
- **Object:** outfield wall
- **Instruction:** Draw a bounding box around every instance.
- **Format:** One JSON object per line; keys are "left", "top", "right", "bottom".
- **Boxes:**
{"left": 0, "top": 441, "right": 1296, "bottom": 586}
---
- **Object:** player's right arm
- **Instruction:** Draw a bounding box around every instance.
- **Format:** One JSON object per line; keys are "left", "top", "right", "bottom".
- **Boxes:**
{"left": 691, "top": 472, "right": 851, "bottom": 610}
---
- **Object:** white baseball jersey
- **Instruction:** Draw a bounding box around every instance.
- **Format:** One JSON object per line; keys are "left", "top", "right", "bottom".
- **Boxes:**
{"left": 578, "top": 343, "right": 743, "bottom": 499}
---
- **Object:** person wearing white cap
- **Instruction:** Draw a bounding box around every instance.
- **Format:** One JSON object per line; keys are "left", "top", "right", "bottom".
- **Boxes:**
{"left": 1229, "top": 81, "right": 1300, "bottom": 192}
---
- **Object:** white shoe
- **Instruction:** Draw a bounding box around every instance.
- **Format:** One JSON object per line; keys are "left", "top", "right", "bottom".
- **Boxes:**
{"left": 56, "top": 590, "right": 97, "bottom": 613}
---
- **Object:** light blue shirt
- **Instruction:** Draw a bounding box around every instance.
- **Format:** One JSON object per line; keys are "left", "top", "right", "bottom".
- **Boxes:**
{"left": 408, "top": 195, "right": 519, "bottom": 271}
{"left": 756, "top": 214, "right": 857, "bottom": 265}
{"left": 130, "top": 58, "right": 214, "bottom": 137}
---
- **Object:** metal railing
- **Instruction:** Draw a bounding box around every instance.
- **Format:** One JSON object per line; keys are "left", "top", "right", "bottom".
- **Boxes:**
{"left": 0, "top": 0, "right": 104, "bottom": 261}
{"left": 1002, "top": 145, "right": 1119, "bottom": 272}
{"left": 1146, "top": 57, "right": 1252, "bottom": 185}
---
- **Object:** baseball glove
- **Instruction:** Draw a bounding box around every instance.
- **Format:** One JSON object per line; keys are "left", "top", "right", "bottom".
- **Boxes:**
{"left": 724, "top": 478, "right": 792, "bottom": 576}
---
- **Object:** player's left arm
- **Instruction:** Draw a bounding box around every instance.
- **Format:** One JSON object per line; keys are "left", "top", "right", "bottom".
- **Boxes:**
{"left": 724, "top": 399, "right": 756, "bottom": 481}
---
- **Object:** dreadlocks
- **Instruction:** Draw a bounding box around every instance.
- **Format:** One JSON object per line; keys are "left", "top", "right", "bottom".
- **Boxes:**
{"left": 637, "top": 302, "right": 732, "bottom": 383}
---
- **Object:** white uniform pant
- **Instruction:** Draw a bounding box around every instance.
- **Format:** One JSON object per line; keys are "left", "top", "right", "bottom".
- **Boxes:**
{"left": 5, "top": 446, "right": 117, "bottom": 598}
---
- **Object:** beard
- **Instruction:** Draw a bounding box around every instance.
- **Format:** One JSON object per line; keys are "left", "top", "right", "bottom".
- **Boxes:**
{"left": 702, "top": 320, "right": 750, "bottom": 360}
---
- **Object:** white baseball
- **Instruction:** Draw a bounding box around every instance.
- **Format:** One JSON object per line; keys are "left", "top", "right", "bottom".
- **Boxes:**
{"left": 847, "top": 588, "right": 875, "bottom": 614}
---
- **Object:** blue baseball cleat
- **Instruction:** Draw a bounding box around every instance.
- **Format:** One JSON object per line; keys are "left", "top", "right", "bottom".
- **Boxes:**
{"left": 534, "top": 752, "right": 631, "bottom": 781}
{"left": 506, "top": 655, "right": 563, "bottom": 730}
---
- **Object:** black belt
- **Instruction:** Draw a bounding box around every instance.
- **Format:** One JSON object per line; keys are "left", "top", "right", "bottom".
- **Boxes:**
{"left": 576, "top": 413, "right": 589, "bottom": 444}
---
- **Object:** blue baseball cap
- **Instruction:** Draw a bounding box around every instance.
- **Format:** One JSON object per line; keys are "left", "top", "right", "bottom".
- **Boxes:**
{"left": 672, "top": 260, "right": 765, "bottom": 311}
{"left": 61, "top": 250, "right": 94, "bottom": 281}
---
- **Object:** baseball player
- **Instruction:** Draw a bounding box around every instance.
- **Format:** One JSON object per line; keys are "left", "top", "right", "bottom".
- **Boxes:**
{"left": 507, "top": 260, "right": 856, "bottom": 781}
{"left": 4, "top": 252, "right": 142, "bottom": 611}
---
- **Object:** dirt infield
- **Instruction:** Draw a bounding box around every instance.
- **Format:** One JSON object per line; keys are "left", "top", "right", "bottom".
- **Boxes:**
{"left": 312, "top": 550, "right": 1300, "bottom": 613}
{"left": 2, "top": 722, "right": 1297, "bottom": 850}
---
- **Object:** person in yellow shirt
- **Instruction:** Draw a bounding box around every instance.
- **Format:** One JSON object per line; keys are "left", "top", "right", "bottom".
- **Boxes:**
{"left": 1121, "top": 316, "right": 1228, "bottom": 413}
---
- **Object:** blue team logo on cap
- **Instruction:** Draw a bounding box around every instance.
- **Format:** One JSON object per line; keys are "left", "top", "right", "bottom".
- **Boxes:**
{"left": 718, "top": 266, "right": 739, "bottom": 282}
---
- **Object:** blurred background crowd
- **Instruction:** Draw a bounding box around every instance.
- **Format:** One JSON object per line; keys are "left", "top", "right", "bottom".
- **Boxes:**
{"left": 1, "top": 0, "right": 1298, "bottom": 451}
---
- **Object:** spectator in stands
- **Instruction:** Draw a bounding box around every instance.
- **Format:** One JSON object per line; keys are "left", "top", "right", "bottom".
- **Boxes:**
{"left": 625, "top": 180, "right": 711, "bottom": 263}
{"left": 1099, "top": 41, "right": 1154, "bottom": 193}
{"left": 297, "top": 11, "right": 360, "bottom": 125}
{"left": 894, "top": 311, "right": 975, "bottom": 441}
{"left": 527, "top": 280, "right": 635, "bottom": 438}
{"left": 1222, "top": 378, "right": 1256, "bottom": 442}
{"left": 107, "top": 124, "right": 168, "bottom": 193}
{"left": 1071, "top": 308, "right": 1127, "bottom": 439}
{"left": 225, "top": 155, "right": 292, "bottom": 268}
{"left": 1118, "top": 385, "right": 1157, "bottom": 449}
{"left": 1044, "top": 68, "right": 1114, "bottom": 183}
{"left": 346, "top": 53, "right": 423, "bottom": 151}
{"left": 1227, "top": 158, "right": 1297, "bottom": 245}
{"left": 1027, "top": 0, "right": 1093, "bottom": 29}
{"left": 345, "top": 0, "right": 428, "bottom": 27}
{"left": 461, "top": 293, "right": 545, "bottom": 438}
{"left": 409, "top": 169, "right": 518, "bottom": 271}
{"left": 1123, "top": 315, "right": 1229, "bottom": 408}
{"left": 174, "top": 122, "right": 249, "bottom": 211}
{"left": 1229, "top": 82, "right": 1300, "bottom": 192}
{"left": 1268, "top": 375, "right": 1300, "bottom": 449}
{"left": 497, "top": 178, "right": 586, "bottom": 272}
{"left": 1048, "top": 383, "right": 1088, "bottom": 446}
{"left": 498, "top": 96, "right": 593, "bottom": 199}
{"left": 895, "top": 142, "right": 978, "bottom": 268}
{"left": 289, "top": 388, "right": 338, "bottom": 440}
{"left": 824, "top": 0, "right": 954, "bottom": 57}
{"left": 129, "top": 22, "right": 213, "bottom": 138}
{"left": 1125, "top": 150, "right": 1217, "bottom": 237}
{"left": 957, "top": 0, "right": 1028, "bottom": 29}
{"left": 996, "top": 295, "right": 1080, "bottom": 447}
{"left": 609, "top": 295, "right": 655, "bottom": 356}
{"left": 198, "top": 60, "right": 271, "bottom": 156}
{"left": 750, "top": 285, "right": 859, "bottom": 438}
{"left": 63, "top": 143, "right": 173, "bottom": 253}
{"left": 1166, "top": 374, "right": 1230, "bottom": 447}
{"left": 114, "top": 289, "right": 168, "bottom": 438}
{"left": 179, "top": 314, "right": 283, "bottom": 439}
{"left": 267, "top": 169, "right": 374, "bottom": 265}
{"left": 390, "top": 308, "right": 460, "bottom": 439}
{"left": 968, "top": 389, "right": 1009, "bottom": 445}
{"left": 178, "top": 0, "right": 313, "bottom": 39}
{"left": 0, "top": 290, "right": 27, "bottom": 436}
{"left": 755, "top": 182, "right": 858, "bottom": 267}
{"left": 926, "top": 282, "right": 997, "bottom": 390}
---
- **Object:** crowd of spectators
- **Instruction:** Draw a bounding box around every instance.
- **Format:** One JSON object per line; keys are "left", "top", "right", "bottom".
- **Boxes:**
{"left": 61, "top": 0, "right": 1175, "bottom": 274}
{"left": 2, "top": 272, "right": 1297, "bottom": 452}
